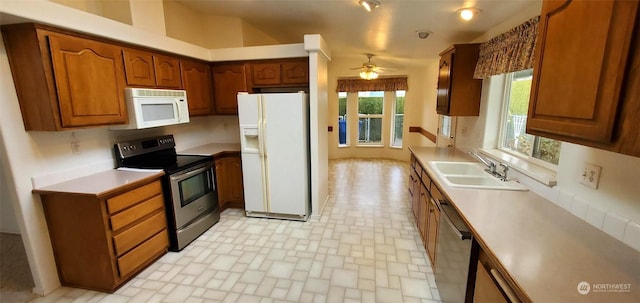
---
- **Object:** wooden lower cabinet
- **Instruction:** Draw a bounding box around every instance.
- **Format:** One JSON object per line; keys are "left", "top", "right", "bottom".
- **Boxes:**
{"left": 472, "top": 247, "right": 522, "bottom": 303}
{"left": 418, "top": 184, "right": 429, "bottom": 244}
{"left": 426, "top": 195, "right": 440, "bottom": 267}
{"left": 408, "top": 156, "right": 441, "bottom": 268}
{"left": 474, "top": 260, "right": 508, "bottom": 303}
{"left": 39, "top": 179, "right": 169, "bottom": 292}
{"left": 215, "top": 153, "right": 245, "bottom": 210}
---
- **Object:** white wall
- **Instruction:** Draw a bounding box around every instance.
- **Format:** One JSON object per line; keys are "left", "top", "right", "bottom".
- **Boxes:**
{"left": 163, "top": 0, "right": 281, "bottom": 49}
{"left": 327, "top": 57, "right": 438, "bottom": 161}
{"left": 49, "top": 0, "right": 132, "bottom": 25}
{"left": 0, "top": 135, "right": 20, "bottom": 234}
{"left": 130, "top": 0, "right": 165, "bottom": 35}
{"left": 305, "top": 35, "right": 330, "bottom": 220}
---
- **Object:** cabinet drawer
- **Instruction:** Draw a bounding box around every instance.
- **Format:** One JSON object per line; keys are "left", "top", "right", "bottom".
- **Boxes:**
{"left": 118, "top": 229, "right": 168, "bottom": 278}
{"left": 113, "top": 211, "right": 166, "bottom": 256}
{"left": 110, "top": 194, "right": 164, "bottom": 232}
{"left": 107, "top": 181, "right": 162, "bottom": 214}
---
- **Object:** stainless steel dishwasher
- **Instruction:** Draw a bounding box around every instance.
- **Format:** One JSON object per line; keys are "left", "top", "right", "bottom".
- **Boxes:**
{"left": 435, "top": 200, "right": 473, "bottom": 303}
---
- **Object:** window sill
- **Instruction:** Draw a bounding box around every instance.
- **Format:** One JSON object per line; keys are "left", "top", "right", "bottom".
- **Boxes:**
{"left": 479, "top": 148, "right": 557, "bottom": 186}
{"left": 390, "top": 146, "right": 402, "bottom": 149}
{"left": 338, "top": 144, "right": 349, "bottom": 148}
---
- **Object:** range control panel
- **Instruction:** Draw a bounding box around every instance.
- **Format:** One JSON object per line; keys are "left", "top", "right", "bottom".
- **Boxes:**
{"left": 115, "top": 135, "right": 175, "bottom": 159}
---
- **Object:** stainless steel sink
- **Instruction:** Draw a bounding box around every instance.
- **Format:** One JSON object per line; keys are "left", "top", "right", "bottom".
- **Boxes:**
{"left": 428, "top": 161, "right": 528, "bottom": 191}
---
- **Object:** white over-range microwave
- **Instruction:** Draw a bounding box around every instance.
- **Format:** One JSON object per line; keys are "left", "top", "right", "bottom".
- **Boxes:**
{"left": 110, "top": 88, "right": 190, "bottom": 130}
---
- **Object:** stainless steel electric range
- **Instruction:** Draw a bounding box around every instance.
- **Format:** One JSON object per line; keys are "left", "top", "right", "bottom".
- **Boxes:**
{"left": 114, "top": 135, "right": 219, "bottom": 251}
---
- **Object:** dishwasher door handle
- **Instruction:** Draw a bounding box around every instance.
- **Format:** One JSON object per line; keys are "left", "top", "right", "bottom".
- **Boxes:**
{"left": 439, "top": 202, "right": 472, "bottom": 240}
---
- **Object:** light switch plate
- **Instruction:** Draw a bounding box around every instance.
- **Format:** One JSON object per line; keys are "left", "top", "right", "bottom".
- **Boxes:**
{"left": 579, "top": 163, "right": 601, "bottom": 189}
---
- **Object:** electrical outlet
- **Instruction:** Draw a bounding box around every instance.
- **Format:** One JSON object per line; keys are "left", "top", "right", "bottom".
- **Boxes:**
{"left": 579, "top": 163, "right": 601, "bottom": 189}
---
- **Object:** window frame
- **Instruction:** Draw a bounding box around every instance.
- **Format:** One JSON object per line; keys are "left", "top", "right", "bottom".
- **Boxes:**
{"left": 497, "top": 70, "right": 560, "bottom": 171}
{"left": 356, "top": 91, "right": 384, "bottom": 146}
{"left": 338, "top": 91, "right": 349, "bottom": 147}
{"left": 390, "top": 90, "right": 405, "bottom": 148}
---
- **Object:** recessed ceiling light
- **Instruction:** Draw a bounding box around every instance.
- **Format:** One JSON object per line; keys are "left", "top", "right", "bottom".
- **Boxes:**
{"left": 359, "top": 0, "right": 380, "bottom": 12}
{"left": 457, "top": 7, "right": 482, "bottom": 21}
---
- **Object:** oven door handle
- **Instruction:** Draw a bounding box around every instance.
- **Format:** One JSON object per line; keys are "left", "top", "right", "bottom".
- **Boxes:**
{"left": 170, "top": 163, "right": 212, "bottom": 182}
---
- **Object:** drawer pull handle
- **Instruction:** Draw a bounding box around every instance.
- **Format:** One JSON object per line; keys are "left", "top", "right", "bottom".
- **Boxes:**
{"left": 490, "top": 268, "right": 521, "bottom": 303}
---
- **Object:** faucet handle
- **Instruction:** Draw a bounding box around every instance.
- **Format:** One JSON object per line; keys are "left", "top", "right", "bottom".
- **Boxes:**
{"left": 499, "top": 163, "right": 509, "bottom": 181}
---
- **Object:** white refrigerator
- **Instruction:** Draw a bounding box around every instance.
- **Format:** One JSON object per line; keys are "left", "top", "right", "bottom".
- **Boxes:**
{"left": 237, "top": 92, "right": 310, "bottom": 221}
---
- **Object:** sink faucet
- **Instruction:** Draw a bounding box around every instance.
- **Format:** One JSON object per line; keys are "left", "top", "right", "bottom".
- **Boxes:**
{"left": 468, "top": 151, "right": 509, "bottom": 180}
{"left": 469, "top": 151, "right": 496, "bottom": 172}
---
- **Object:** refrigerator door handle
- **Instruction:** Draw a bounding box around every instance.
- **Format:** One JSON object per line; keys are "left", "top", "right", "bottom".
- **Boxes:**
{"left": 258, "top": 97, "right": 270, "bottom": 212}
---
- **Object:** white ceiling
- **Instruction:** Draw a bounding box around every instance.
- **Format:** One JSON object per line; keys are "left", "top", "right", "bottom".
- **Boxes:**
{"left": 176, "top": 0, "right": 540, "bottom": 65}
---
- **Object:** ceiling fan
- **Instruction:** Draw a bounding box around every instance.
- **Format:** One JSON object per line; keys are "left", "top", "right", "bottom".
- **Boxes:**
{"left": 351, "top": 54, "right": 394, "bottom": 80}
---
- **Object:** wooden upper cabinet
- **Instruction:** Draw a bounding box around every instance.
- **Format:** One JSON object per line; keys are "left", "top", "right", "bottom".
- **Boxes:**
{"left": 250, "top": 58, "right": 309, "bottom": 87}
{"left": 181, "top": 60, "right": 214, "bottom": 116}
{"left": 527, "top": 0, "right": 639, "bottom": 144}
{"left": 212, "top": 63, "right": 249, "bottom": 115}
{"left": 436, "top": 44, "right": 482, "bottom": 116}
{"left": 122, "top": 49, "right": 155, "bottom": 87}
{"left": 282, "top": 60, "right": 309, "bottom": 84}
{"left": 252, "top": 63, "right": 281, "bottom": 85}
{"left": 47, "top": 33, "right": 128, "bottom": 128}
{"left": 123, "top": 49, "right": 182, "bottom": 89}
{"left": 153, "top": 55, "right": 182, "bottom": 88}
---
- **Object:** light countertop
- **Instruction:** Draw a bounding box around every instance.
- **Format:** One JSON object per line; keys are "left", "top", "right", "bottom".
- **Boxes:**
{"left": 178, "top": 143, "right": 241, "bottom": 157}
{"left": 32, "top": 169, "right": 164, "bottom": 198}
{"left": 409, "top": 146, "right": 640, "bottom": 303}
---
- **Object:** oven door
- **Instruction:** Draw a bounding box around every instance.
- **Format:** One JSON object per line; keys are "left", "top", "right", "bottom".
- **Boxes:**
{"left": 169, "top": 161, "right": 217, "bottom": 229}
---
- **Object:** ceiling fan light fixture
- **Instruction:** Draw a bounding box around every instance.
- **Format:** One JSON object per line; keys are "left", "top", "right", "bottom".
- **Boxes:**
{"left": 360, "top": 70, "right": 379, "bottom": 80}
{"left": 457, "top": 7, "right": 481, "bottom": 21}
{"left": 359, "top": 0, "right": 380, "bottom": 12}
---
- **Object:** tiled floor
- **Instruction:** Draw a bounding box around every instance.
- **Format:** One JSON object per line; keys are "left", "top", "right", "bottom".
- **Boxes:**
{"left": 30, "top": 159, "right": 440, "bottom": 303}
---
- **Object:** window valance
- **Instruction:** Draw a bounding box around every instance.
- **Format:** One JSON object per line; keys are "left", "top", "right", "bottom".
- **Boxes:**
{"left": 473, "top": 16, "right": 540, "bottom": 79}
{"left": 336, "top": 77, "right": 408, "bottom": 92}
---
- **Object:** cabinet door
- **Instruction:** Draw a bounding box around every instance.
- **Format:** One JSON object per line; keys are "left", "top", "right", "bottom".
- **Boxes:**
{"left": 282, "top": 60, "right": 309, "bottom": 84}
{"left": 215, "top": 159, "right": 231, "bottom": 210}
{"left": 474, "top": 261, "right": 509, "bottom": 303}
{"left": 122, "top": 49, "right": 155, "bottom": 87}
{"left": 527, "top": 0, "right": 639, "bottom": 143}
{"left": 410, "top": 169, "right": 420, "bottom": 219}
{"left": 426, "top": 187, "right": 442, "bottom": 267}
{"left": 215, "top": 155, "right": 245, "bottom": 210}
{"left": 418, "top": 184, "right": 429, "bottom": 244}
{"left": 48, "top": 34, "right": 128, "bottom": 127}
{"left": 436, "top": 51, "right": 453, "bottom": 115}
{"left": 212, "top": 63, "right": 248, "bottom": 115}
{"left": 153, "top": 55, "right": 182, "bottom": 88}
{"left": 227, "top": 156, "right": 245, "bottom": 204}
{"left": 252, "top": 63, "right": 281, "bottom": 85}
{"left": 181, "top": 60, "right": 214, "bottom": 116}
